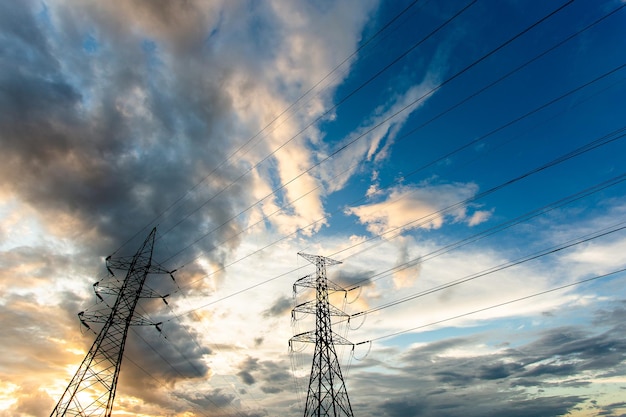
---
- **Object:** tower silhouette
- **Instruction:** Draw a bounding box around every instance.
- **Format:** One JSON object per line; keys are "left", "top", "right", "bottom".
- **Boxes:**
{"left": 290, "top": 252, "right": 354, "bottom": 417}
{"left": 50, "top": 228, "right": 173, "bottom": 417}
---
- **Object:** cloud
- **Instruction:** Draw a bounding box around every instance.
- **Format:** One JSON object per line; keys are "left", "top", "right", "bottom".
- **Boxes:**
{"left": 0, "top": 0, "right": 252, "bottom": 268}
{"left": 0, "top": 0, "right": 379, "bottom": 415}
{"left": 237, "top": 357, "right": 258, "bottom": 385}
{"left": 263, "top": 295, "right": 293, "bottom": 318}
{"left": 345, "top": 181, "right": 487, "bottom": 235}
{"left": 236, "top": 356, "right": 292, "bottom": 395}
{"left": 319, "top": 72, "right": 441, "bottom": 195}
{"left": 346, "top": 306, "right": 626, "bottom": 417}
{"left": 331, "top": 268, "right": 376, "bottom": 288}
{"left": 4, "top": 383, "right": 56, "bottom": 417}
{"left": 391, "top": 237, "right": 422, "bottom": 288}
{"left": 2, "top": 1, "right": 625, "bottom": 416}
{"left": 467, "top": 209, "right": 494, "bottom": 226}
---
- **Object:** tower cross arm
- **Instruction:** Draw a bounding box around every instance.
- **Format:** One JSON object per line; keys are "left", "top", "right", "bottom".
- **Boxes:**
{"left": 293, "top": 300, "right": 349, "bottom": 317}
{"left": 298, "top": 252, "right": 342, "bottom": 267}
{"left": 289, "top": 330, "right": 353, "bottom": 346}
{"left": 106, "top": 256, "right": 171, "bottom": 275}
{"left": 294, "top": 274, "right": 348, "bottom": 293}
{"left": 78, "top": 310, "right": 161, "bottom": 327}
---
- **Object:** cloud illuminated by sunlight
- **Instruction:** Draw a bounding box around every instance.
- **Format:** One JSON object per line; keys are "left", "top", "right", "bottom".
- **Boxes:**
{"left": 346, "top": 182, "right": 488, "bottom": 235}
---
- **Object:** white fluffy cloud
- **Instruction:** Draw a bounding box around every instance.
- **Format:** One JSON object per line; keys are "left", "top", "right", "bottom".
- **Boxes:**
{"left": 346, "top": 181, "right": 491, "bottom": 235}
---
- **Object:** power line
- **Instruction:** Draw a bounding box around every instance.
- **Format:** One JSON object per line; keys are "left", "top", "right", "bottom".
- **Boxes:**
{"left": 350, "top": 221, "right": 626, "bottom": 319}
{"left": 169, "top": 168, "right": 624, "bottom": 320}
{"left": 343, "top": 173, "right": 626, "bottom": 290}
{"left": 356, "top": 267, "right": 626, "bottom": 345}
{"left": 167, "top": 126, "right": 625, "bottom": 320}
{"left": 163, "top": 0, "right": 583, "bottom": 268}
{"left": 166, "top": 10, "right": 626, "bottom": 288}
{"left": 329, "top": 125, "right": 626, "bottom": 261}
{"left": 390, "top": 2, "right": 626, "bottom": 171}
{"left": 168, "top": 124, "right": 624, "bottom": 320}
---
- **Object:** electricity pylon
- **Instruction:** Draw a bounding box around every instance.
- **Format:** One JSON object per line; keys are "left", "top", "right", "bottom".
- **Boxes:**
{"left": 290, "top": 252, "right": 354, "bottom": 417}
{"left": 51, "top": 227, "right": 173, "bottom": 417}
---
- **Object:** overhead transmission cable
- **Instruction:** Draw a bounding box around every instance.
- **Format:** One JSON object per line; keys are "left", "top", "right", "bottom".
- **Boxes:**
{"left": 167, "top": 22, "right": 626, "bottom": 286}
{"left": 343, "top": 173, "right": 626, "bottom": 291}
{"left": 118, "top": 0, "right": 620, "bottom": 324}
{"left": 346, "top": 220, "right": 626, "bottom": 320}
{"left": 166, "top": 126, "right": 626, "bottom": 321}
{"left": 354, "top": 267, "right": 626, "bottom": 345}
{"left": 389, "top": 2, "right": 626, "bottom": 161}
{"left": 165, "top": 120, "right": 626, "bottom": 312}
{"left": 329, "top": 125, "right": 626, "bottom": 261}
{"left": 162, "top": 0, "right": 580, "bottom": 268}
{"left": 155, "top": 0, "right": 477, "bottom": 265}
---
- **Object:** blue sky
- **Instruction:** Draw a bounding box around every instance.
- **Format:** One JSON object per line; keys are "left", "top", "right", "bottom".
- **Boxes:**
{"left": 1, "top": 0, "right": 626, "bottom": 416}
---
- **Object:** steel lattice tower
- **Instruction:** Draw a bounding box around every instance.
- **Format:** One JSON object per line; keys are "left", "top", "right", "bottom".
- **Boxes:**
{"left": 290, "top": 252, "right": 354, "bottom": 417}
{"left": 51, "top": 228, "right": 172, "bottom": 417}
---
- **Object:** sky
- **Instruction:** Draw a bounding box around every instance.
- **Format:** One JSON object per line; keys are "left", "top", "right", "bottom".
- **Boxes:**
{"left": 1, "top": 0, "right": 626, "bottom": 416}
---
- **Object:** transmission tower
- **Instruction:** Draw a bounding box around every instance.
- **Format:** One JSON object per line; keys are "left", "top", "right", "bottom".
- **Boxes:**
{"left": 51, "top": 227, "right": 173, "bottom": 417}
{"left": 290, "top": 252, "right": 354, "bottom": 417}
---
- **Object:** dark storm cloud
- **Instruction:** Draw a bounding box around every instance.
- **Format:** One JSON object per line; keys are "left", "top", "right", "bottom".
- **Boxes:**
{"left": 263, "top": 295, "right": 292, "bottom": 318}
{"left": 122, "top": 318, "right": 213, "bottom": 382}
{"left": 597, "top": 402, "right": 626, "bottom": 416}
{"left": 237, "top": 356, "right": 259, "bottom": 385}
{"left": 0, "top": 0, "right": 255, "bottom": 264}
{"left": 236, "top": 356, "right": 292, "bottom": 394}
{"left": 0, "top": 2, "right": 267, "bottom": 410}
{"left": 476, "top": 361, "right": 524, "bottom": 380}
{"left": 399, "top": 335, "right": 475, "bottom": 362}
{"left": 370, "top": 388, "right": 584, "bottom": 417}
{"left": 238, "top": 370, "right": 256, "bottom": 385}
{"left": 593, "top": 300, "right": 626, "bottom": 326}
{"left": 523, "top": 325, "right": 626, "bottom": 372}
{"left": 331, "top": 268, "right": 376, "bottom": 288}
{"left": 347, "top": 306, "right": 626, "bottom": 417}
{"left": 518, "top": 362, "right": 577, "bottom": 378}
{"left": 173, "top": 388, "right": 269, "bottom": 417}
